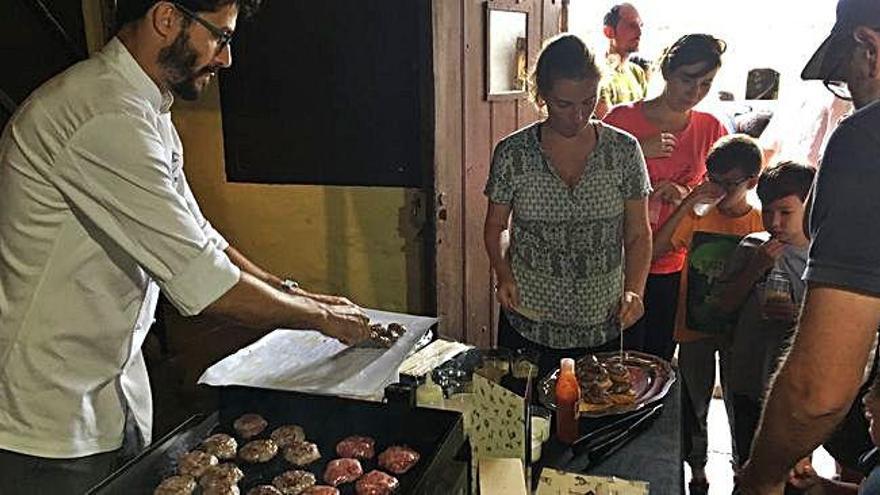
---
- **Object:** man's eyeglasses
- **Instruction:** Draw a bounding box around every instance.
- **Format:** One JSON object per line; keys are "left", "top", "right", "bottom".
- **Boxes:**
{"left": 706, "top": 173, "right": 754, "bottom": 190}
{"left": 823, "top": 53, "right": 852, "bottom": 101}
{"left": 172, "top": 2, "right": 233, "bottom": 54}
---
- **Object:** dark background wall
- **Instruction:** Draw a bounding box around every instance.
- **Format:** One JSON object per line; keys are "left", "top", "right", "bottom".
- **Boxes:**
{"left": 0, "top": 0, "right": 86, "bottom": 128}
{"left": 220, "top": 0, "right": 432, "bottom": 188}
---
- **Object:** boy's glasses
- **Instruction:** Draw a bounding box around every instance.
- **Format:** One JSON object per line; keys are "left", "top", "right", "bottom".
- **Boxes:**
{"left": 172, "top": 2, "right": 233, "bottom": 54}
{"left": 706, "top": 174, "right": 754, "bottom": 190}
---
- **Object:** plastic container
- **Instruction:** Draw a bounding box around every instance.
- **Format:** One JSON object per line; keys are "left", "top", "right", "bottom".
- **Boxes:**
{"left": 555, "top": 358, "right": 580, "bottom": 444}
{"left": 416, "top": 373, "right": 445, "bottom": 409}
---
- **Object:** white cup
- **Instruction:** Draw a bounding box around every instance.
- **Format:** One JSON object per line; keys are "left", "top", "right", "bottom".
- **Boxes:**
{"left": 693, "top": 196, "right": 722, "bottom": 216}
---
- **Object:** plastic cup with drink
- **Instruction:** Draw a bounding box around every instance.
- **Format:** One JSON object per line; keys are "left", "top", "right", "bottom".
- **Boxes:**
{"left": 759, "top": 271, "right": 793, "bottom": 320}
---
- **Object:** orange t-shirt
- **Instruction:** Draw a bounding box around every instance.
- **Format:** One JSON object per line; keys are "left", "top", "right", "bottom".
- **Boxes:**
{"left": 670, "top": 207, "right": 764, "bottom": 342}
{"left": 604, "top": 102, "right": 728, "bottom": 274}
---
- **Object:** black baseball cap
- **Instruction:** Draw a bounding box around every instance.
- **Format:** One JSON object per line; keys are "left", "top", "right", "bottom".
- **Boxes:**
{"left": 801, "top": 0, "right": 880, "bottom": 81}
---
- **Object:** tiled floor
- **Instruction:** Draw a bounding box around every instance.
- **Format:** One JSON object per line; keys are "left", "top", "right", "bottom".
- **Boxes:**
{"left": 684, "top": 398, "right": 837, "bottom": 494}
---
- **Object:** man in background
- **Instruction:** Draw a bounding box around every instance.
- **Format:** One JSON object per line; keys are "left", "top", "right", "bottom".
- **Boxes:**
{"left": 594, "top": 3, "right": 648, "bottom": 118}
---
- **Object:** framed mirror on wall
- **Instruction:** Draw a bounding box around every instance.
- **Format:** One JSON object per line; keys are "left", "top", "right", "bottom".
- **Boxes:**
{"left": 486, "top": 3, "right": 529, "bottom": 100}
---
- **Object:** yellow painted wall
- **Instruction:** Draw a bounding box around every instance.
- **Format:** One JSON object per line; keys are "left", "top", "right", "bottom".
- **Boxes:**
{"left": 171, "top": 83, "right": 429, "bottom": 314}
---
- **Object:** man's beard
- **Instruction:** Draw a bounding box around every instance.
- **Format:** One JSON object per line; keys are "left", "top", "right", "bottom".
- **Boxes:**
{"left": 158, "top": 30, "right": 217, "bottom": 101}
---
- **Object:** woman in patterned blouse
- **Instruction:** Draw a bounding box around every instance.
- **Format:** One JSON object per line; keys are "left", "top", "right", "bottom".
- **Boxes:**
{"left": 483, "top": 34, "right": 652, "bottom": 376}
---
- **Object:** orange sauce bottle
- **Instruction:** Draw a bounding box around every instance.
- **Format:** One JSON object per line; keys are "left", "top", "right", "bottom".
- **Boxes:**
{"left": 555, "top": 358, "right": 580, "bottom": 444}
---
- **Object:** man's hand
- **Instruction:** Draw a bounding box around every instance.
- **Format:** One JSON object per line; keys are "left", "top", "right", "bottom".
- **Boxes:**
{"left": 286, "top": 285, "right": 356, "bottom": 307}
{"left": 315, "top": 302, "right": 370, "bottom": 346}
{"left": 618, "top": 291, "right": 644, "bottom": 330}
{"left": 787, "top": 457, "right": 820, "bottom": 492}
{"left": 640, "top": 132, "right": 677, "bottom": 159}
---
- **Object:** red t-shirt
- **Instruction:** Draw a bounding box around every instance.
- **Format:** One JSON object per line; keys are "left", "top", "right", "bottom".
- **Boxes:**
{"left": 604, "top": 102, "right": 728, "bottom": 274}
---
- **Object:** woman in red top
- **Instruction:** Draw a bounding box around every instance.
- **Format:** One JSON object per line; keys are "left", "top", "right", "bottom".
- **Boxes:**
{"left": 604, "top": 34, "right": 728, "bottom": 363}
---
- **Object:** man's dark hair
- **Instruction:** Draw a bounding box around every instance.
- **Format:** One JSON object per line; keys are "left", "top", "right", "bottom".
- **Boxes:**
{"left": 603, "top": 4, "right": 625, "bottom": 28}
{"left": 705, "top": 134, "right": 763, "bottom": 177}
{"left": 757, "top": 161, "right": 816, "bottom": 206}
{"left": 116, "top": 0, "right": 262, "bottom": 28}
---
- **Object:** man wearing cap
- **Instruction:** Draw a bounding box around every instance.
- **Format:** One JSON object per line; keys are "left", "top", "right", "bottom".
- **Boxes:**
{"left": 594, "top": 3, "right": 648, "bottom": 118}
{"left": 739, "top": 0, "right": 880, "bottom": 493}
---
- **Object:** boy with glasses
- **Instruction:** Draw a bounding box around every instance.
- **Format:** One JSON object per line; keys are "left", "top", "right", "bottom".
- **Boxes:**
{"left": 652, "top": 134, "right": 764, "bottom": 494}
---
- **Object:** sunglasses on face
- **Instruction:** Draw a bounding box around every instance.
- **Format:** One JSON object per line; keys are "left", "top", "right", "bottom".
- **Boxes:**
{"left": 171, "top": 2, "right": 233, "bottom": 54}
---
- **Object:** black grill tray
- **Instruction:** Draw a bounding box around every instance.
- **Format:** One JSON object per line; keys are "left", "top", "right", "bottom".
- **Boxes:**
{"left": 90, "top": 387, "right": 466, "bottom": 494}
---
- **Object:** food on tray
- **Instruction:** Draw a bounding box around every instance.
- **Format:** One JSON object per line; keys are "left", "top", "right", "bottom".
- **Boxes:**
{"left": 355, "top": 470, "right": 399, "bottom": 495}
{"left": 199, "top": 463, "right": 245, "bottom": 491}
{"left": 606, "top": 359, "right": 636, "bottom": 405}
{"left": 284, "top": 440, "right": 322, "bottom": 466}
{"left": 234, "top": 413, "right": 268, "bottom": 439}
{"left": 576, "top": 353, "right": 638, "bottom": 411}
{"left": 270, "top": 425, "right": 306, "bottom": 448}
{"left": 323, "top": 458, "right": 364, "bottom": 486}
{"left": 239, "top": 439, "right": 279, "bottom": 463}
{"left": 335, "top": 435, "right": 375, "bottom": 459}
{"left": 377, "top": 445, "right": 420, "bottom": 474}
{"left": 177, "top": 450, "right": 218, "bottom": 478}
{"left": 273, "top": 469, "right": 317, "bottom": 494}
{"left": 301, "top": 487, "right": 340, "bottom": 495}
{"left": 369, "top": 322, "right": 407, "bottom": 347}
{"left": 153, "top": 474, "right": 196, "bottom": 495}
{"left": 247, "top": 486, "right": 283, "bottom": 495}
{"left": 202, "top": 433, "right": 238, "bottom": 460}
{"left": 203, "top": 485, "right": 240, "bottom": 495}
{"left": 577, "top": 355, "right": 612, "bottom": 390}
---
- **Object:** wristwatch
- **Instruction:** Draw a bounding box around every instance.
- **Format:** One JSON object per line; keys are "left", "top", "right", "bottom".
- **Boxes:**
{"left": 280, "top": 278, "right": 300, "bottom": 291}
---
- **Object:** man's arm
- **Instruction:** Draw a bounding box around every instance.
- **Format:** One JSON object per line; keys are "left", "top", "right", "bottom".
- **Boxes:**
{"left": 225, "top": 246, "right": 284, "bottom": 290}
{"left": 203, "top": 271, "right": 370, "bottom": 345}
{"left": 741, "top": 284, "right": 880, "bottom": 493}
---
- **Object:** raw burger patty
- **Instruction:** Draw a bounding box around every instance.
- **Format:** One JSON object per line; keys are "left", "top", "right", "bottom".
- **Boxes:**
{"left": 301, "top": 487, "right": 340, "bottom": 495}
{"left": 199, "top": 463, "right": 245, "bottom": 491}
{"left": 178, "top": 450, "right": 218, "bottom": 478}
{"left": 239, "top": 439, "right": 278, "bottom": 463}
{"left": 270, "top": 425, "right": 306, "bottom": 448}
{"left": 202, "top": 433, "right": 238, "bottom": 460}
{"left": 233, "top": 413, "right": 268, "bottom": 439}
{"left": 335, "top": 435, "right": 375, "bottom": 459}
{"left": 377, "top": 445, "right": 420, "bottom": 474}
{"left": 355, "top": 470, "right": 399, "bottom": 495}
{"left": 323, "top": 458, "right": 364, "bottom": 486}
{"left": 154, "top": 475, "right": 196, "bottom": 495}
{"left": 273, "top": 469, "right": 317, "bottom": 494}
{"left": 284, "top": 440, "right": 321, "bottom": 466}
{"left": 247, "top": 486, "right": 283, "bottom": 495}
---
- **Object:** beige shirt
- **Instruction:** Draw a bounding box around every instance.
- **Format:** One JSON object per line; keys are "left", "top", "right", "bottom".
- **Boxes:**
{"left": 0, "top": 38, "right": 240, "bottom": 457}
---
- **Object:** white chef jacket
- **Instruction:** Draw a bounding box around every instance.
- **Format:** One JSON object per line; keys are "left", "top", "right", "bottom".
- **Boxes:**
{"left": 0, "top": 38, "right": 241, "bottom": 458}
